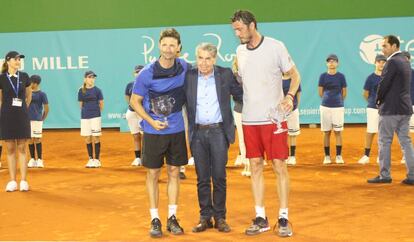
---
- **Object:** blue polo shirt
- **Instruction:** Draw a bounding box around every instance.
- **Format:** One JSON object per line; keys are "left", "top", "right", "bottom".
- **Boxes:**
{"left": 78, "top": 86, "right": 103, "bottom": 119}
{"left": 132, "top": 58, "right": 189, "bottom": 134}
{"left": 125, "top": 81, "right": 134, "bottom": 111}
{"left": 29, "top": 90, "right": 48, "bottom": 121}
{"left": 318, "top": 72, "right": 347, "bottom": 108}
{"left": 196, "top": 71, "right": 223, "bottom": 125}
{"left": 363, "top": 73, "right": 381, "bottom": 109}
{"left": 282, "top": 78, "right": 302, "bottom": 111}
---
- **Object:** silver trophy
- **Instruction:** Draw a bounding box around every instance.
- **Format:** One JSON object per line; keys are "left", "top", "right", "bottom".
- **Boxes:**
{"left": 150, "top": 95, "right": 175, "bottom": 127}
{"left": 267, "top": 103, "right": 289, "bottom": 134}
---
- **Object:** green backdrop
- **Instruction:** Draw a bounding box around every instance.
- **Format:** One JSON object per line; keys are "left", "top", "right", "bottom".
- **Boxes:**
{"left": 2, "top": 0, "right": 413, "bottom": 33}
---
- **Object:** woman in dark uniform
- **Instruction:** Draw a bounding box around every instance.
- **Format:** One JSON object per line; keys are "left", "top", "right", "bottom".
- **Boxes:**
{"left": 0, "top": 51, "right": 32, "bottom": 192}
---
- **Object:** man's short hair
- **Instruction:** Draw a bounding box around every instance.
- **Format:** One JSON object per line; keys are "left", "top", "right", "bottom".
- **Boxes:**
{"left": 384, "top": 35, "right": 400, "bottom": 48}
{"left": 196, "top": 43, "right": 217, "bottom": 58}
{"left": 159, "top": 28, "right": 181, "bottom": 45}
{"left": 231, "top": 10, "right": 257, "bottom": 29}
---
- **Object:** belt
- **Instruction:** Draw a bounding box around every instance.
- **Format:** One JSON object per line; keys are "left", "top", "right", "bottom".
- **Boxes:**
{"left": 196, "top": 122, "right": 223, "bottom": 130}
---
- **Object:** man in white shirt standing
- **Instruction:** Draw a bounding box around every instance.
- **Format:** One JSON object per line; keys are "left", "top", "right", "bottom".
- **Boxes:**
{"left": 231, "top": 10, "right": 301, "bottom": 237}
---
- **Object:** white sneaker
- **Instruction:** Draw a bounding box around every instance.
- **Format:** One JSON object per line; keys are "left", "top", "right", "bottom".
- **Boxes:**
{"left": 357, "top": 155, "right": 369, "bottom": 164}
{"left": 28, "top": 158, "right": 37, "bottom": 168}
{"left": 85, "top": 159, "right": 95, "bottom": 168}
{"left": 234, "top": 155, "right": 243, "bottom": 166}
{"left": 376, "top": 157, "right": 379, "bottom": 164}
{"left": 286, "top": 156, "right": 296, "bottom": 166}
{"left": 401, "top": 157, "right": 406, "bottom": 164}
{"left": 131, "top": 158, "right": 142, "bottom": 166}
{"left": 94, "top": 159, "right": 102, "bottom": 168}
{"left": 36, "top": 159, "right": 44, "bottom": 168}
{"left": 180, "top": 166, "right": 186, "bottom": 172}
{"left": 323, "top": 156, "right": 331, "bottom": 165}
{"left": 19, "top": 180, "right": 29, "bottom": 192}
{"left": 188, "top": 157, "right": 195, "bottom": 166}
{"left": 335, "top": 155, "right": 345, "bottom": 164}
{"left": 5, "top": 180, "right": 18, "bottom": 192}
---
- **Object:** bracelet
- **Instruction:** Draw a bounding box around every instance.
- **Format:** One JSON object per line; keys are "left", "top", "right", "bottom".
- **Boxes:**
{"left": 287, "top": 92, "right": 295, "bottom": 100}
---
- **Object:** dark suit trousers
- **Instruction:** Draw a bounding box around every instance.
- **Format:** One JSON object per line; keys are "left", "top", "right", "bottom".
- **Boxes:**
{"left": 191, "top": 126, "right": 229, "bottom": 220}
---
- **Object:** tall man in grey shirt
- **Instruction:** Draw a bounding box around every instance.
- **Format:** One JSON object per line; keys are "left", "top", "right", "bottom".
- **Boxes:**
{"left": 367, "top": 35, "right": 414, "bottom": 185}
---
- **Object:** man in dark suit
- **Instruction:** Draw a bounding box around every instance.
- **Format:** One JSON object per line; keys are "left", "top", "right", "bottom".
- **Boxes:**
{"left": 184, "top": 42, "right": 243, "bottom": 232}
{"left": 368, "top": 35, "right": 414, "bottom": 185}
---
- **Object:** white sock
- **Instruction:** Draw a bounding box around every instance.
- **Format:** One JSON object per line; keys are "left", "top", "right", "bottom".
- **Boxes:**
{"left": 255, "top": 206, "right": 266, "bottom": 218}
{"left": 279, "top": 208, "right": 288, "bottom": 219}
{"left": 168, "top": 204, "right": 177, "bottom": 218}
{"left": 150, "top": 208, "right": 159, "bottom": 220}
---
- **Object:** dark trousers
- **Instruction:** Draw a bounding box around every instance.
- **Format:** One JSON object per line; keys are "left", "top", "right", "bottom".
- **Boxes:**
{"left": 191, "top": 126, "right": 229, "bottom": 220}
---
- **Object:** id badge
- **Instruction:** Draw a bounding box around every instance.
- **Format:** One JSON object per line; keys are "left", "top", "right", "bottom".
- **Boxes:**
{"left": 12, "top": 98, "right": 23, "bottom": 107}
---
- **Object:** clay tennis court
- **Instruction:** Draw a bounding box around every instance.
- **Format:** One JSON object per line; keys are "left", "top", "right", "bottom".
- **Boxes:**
{"left": 1, "top": 125, "right": 413, "bottom": 242}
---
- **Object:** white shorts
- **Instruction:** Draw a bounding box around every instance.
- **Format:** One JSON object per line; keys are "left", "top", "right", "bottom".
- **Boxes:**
{"left": 366, "top": 108, "right": 379, "bottom": 133}
{"left": 81, "top": 117, "right": 102, "bottom": 136}
{"left": 320, "top": 105, "right": 344, "bottom": 132}
{"left": 410, "top": 106, "right": 414, "bottom": 133}
{"left": 30, "top": 121, "right": 43, "bottom": 138}
{"left": 287, "top": 109, "right": 300, "bottom": 136}
{"left": 126, "top": 109, "right": 143, "bottom": 134}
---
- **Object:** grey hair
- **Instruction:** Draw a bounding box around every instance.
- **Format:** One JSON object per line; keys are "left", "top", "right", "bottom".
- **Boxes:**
{"left": 195, "top": 42, "right": 217, "bottom": 58}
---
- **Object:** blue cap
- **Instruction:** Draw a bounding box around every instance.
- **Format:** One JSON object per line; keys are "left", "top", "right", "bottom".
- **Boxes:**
{"left": 375, "top": 54, "right": 387, "bottom": 62}
{"left": 134, "top": 65, "right": 144, "bottom": 73}
{"left": 326, "top": 54, "right": 338, "bottom": 62}
{"left": 84, "top": 70, "right": 97, "bottom": 78}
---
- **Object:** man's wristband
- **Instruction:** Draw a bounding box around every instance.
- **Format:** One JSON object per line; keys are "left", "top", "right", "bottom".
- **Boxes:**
{"left": 287, "top": 92, "right": 295, "bottom": 100}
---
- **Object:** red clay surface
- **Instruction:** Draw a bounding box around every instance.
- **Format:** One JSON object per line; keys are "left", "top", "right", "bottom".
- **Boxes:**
{"left": 0, "top": 125, "right": 413, "bottom": 242}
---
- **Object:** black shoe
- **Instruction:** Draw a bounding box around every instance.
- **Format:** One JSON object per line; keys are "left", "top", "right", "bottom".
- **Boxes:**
{"left": 367, "top": 175, "right": 392, "bottom": 183}
{"left": 402, "top": 178, "right": 414, "bottom": 185}
{"left": 149, "top": 218, "right": 162, "bottom": 238}
{"left": 192, "top": 219, "right": 213, "bottom": 233}
{"left": 179, "top": 172, "right": 186, "bottom": 180}
{"left": 245, "top": 216, "right": 270, "bottom": 235}
{"left": 215, "top": 218, "right": 231, "bottom": 233}
{"left": 166, "top": 215, "right": 184, "bottom": 235}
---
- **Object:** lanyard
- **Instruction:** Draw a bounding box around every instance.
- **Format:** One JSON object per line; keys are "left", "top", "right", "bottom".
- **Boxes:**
{"left": 6, "top": 72, "right": 20, "bottom": 98}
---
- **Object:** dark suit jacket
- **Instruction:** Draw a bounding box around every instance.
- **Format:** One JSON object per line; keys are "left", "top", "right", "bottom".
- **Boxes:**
{"left": 184, "top": 65, "right": 243, "bottom": 144}
{"left": 376, "top": 52, "right": 413, "bottom": 115}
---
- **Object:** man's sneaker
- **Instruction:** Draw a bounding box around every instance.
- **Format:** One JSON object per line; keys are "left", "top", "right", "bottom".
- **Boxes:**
{"left": 335, "top": 155, "right": 345, "bottom": 164}
{"left": 358, "top": 155, "right": 369, "bottom": 164}
{"left": 28, "top": 158, "right": 37, "bottom": 168}
{"left": 5, "top": 180, "right": 18, "bottom": 192}
{"left": 401, "top": 178, "right": 414, "bottom": 185}
{"left": 274, "top": 217, "right": 293, "bottom": 237}
{"left": 234, "top": 155, "right": 243, "bottom": 166}
{"left": 19, "top": 180, "right": 29, "bottom": 192}
{"left": 376, "top": 157, "right": 379, "bottom": 164}
{"left": 131, "top": 158, "right": 142, "bottom": 166}
{"left": 367, "top": 175, "right": 392, "bottom": 183}
{"left": 245, "top": 216, "right": 270, "bottom": 235}
{"left": 401, "top": 157, "right": 406, "bottom": 164}
{"left": 36, "top": 159, "right": 44, "bottom": 168}
{"left": 85, "top": 159, "right": 95, "bottom": 168}
{"left": 323, "top": 156, "right": 331, "bottom": 165}
{"left": 166, "top": 215, "right": 184, "bottom": 235}
{"left": 149, "top": 218, "right": 163, "bottom": 238}
{"left": 286, "top": 156, "right": 296, "bottom": 165}
{"left": 179, "top": 167, "right": 186, "bottom": 179}
{"left": 94, "top": 159, "right": 102, "bottom": 168}
{"left": 188, "top": 157, "right": 195, "bottom": 166}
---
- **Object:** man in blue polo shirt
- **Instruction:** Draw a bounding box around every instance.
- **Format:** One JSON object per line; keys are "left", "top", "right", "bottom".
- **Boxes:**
{"left": 357, "top": 55, "right": 386, "bottom": 164}
{"left": 130, "top": 28, "right": 190, "bottom": 238}
{"left": 318, "top": 54, "right": 347, "bottom": 164}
